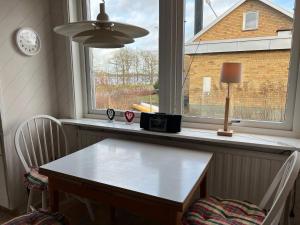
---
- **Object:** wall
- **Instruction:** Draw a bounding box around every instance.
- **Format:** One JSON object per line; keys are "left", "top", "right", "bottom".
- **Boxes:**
{"left": 197, "top": 0, "right": 293, "bottom": 41}
{"left": 188, "top": 50, "right": 290, "bottom": 120}
{"left": 0, "top": 0, "right": 58, "bottom": 209}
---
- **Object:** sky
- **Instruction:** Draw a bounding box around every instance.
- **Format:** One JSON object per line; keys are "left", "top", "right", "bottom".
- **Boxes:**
{"left": 90, "top": 0, "right": 294, "bottom": 71}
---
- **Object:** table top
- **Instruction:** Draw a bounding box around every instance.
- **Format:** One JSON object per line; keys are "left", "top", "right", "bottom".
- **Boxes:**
{"left": 40, "top": 138, "right": 213, "bottom": 206}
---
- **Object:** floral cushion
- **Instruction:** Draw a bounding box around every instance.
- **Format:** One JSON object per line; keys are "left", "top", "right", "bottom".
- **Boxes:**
{"left": 3, "top": 210, "right": 69, "bottom": 225}
{"left": 24, "top": 168, "right": 48, "bottom": 191}
{"left": 182, "top": 196, "right": 266, "bottom": 225}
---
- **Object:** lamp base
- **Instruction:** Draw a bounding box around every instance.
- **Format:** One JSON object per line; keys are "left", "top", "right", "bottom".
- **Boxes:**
{"left": 217, "top": 129, "right": 233, "bottom": 137}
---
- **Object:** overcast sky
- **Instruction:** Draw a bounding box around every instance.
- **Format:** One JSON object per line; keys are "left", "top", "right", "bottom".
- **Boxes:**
{"left": 90, "top": 0, "right": 294, "bottom": 70}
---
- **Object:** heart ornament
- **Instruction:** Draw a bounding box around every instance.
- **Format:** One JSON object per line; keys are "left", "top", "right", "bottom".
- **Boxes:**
{"left": 106, "top": 109, "right": 115, "bottom": 121}
{"left": 125, "top": 111, "right": 135, "bottom": 123}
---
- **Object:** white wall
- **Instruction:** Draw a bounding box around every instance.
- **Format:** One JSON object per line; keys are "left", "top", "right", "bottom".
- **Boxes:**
{"left": 50, "top": 0, "right": 75, "bottom": 119}
{"left": 0, "top": 0, "right": 58, "bottom": 209}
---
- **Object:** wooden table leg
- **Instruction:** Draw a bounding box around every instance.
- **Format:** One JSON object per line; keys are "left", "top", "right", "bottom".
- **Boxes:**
{"left": 109, "top": 206, "right": 116, "bottom": 225}
{"left": 166, "top": 211, "right": 182, "bottom": 225}
{"left": 200, "top": 174, "right": 207, "bottom": 199}
{"left": 48, "top": 180, "right": 59, "bottom": 212}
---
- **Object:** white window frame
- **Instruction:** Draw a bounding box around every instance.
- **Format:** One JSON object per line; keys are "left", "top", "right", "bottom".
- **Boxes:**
{"left": 83, "top": 0, "right": 183, "bottom": 118}
{"left": 243, "top": 11, "right": 259, "bottom": 31}
{"left": 202, "top": 77, "right": 212, "bottom": 94}
{"left": 82, "top": 0, "right": 300, "bottom": 133}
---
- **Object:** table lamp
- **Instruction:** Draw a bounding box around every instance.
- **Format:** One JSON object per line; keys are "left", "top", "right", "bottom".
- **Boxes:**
{"left": 217, "top": 62, "right": 242, "bottom": 137}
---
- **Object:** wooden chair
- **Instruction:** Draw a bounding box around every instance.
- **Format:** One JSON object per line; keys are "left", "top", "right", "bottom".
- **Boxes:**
{"left": 14, "top": 115, "right": 94, "bottom": 221}
{"left": 183, "top": 151, "right": 300, "bottom": 225}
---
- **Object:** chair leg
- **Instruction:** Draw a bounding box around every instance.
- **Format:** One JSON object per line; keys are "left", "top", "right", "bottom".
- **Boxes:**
{"left": 42, "top": 191, "right": 47, "bottom": 210}
{"left": 84, "top": 199, "right": 95, "bottom": 222}
{"left": 27, "top": 189, "right": 33, "bottom": 212}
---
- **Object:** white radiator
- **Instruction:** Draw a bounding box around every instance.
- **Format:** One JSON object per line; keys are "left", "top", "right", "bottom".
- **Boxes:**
{"left": 206, "top": 150, "right": 286, "bottom": 205}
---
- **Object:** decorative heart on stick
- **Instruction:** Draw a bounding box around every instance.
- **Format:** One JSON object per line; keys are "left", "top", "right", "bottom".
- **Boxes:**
{"left": 106, "top": 109, "right": 115, "bottom": 121}
{"left": 125, "top": 111, "right": 135, "bottom": 123}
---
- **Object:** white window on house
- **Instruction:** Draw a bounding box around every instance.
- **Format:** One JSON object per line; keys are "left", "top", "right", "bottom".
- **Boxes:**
{"left": 277, "top": 30, "right": 293, "bottom": 37}
{"left": 203, "top": 77, "right": 212, "bottom": 94}
{"left": 243, "top": 11, "right": 259, "bottom": 30}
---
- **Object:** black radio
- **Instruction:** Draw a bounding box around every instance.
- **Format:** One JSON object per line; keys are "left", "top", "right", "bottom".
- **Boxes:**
{"left": 140, "top": 113, "right": 182, "bottom": 133}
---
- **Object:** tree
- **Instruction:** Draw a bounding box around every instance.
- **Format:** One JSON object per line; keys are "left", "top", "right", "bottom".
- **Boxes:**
{"left": 109, "top": 48, "right": 135, "bottom": 85}
{"left": 140, "top": 51, "right": 158, "bottom": 85}
{"left": 132, "top": 50, "right": 141, "bottom": 83}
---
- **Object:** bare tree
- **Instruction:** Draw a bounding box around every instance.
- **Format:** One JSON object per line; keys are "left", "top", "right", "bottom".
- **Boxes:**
{"left": 140, "top": 51, "right": 158, "bottom": 85}
{"left": 133, "top": 50, "right": 141, "bottom": 83}
{"left": 109, "top": 48, "right": 135, "bottom": 85}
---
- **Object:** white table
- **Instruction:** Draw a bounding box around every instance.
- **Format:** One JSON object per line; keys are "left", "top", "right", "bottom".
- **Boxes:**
{"left": 40, "top": 138, "right": 213, "bottom": 225}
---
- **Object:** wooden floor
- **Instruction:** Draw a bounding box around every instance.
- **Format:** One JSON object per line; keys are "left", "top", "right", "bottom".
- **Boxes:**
{"left": 0, "top": 209, "right": 16, "bottom": 224}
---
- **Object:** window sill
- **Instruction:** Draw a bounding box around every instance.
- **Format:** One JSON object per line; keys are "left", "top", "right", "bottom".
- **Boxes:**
{"left": 60, "top": 118, "right": 300, "bottom": 153}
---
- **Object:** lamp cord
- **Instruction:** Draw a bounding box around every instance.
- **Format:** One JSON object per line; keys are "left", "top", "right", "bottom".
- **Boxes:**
{"left": 182, "top": 42, "right": 201, "bottom": 90}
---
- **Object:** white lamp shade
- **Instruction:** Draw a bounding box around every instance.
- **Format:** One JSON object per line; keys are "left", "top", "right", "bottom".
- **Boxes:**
{"left": 220, "top": 62, "right": 242, "bottom": 83}
{"left": 72, "top": 30, "right": 134, "bottom": 45}
{"left": 54, "top": 21, "right": 149, "bottom": 40}
{"left": 83, "top": 37, "right": 125, "bottom": 48}
{"left": 53, "top": 2, "right": 149, "bottom": 49}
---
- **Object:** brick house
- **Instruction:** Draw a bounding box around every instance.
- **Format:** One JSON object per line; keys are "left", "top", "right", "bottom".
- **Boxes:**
{"left": 185, "top": 0, "right": 293, "bottom": 121}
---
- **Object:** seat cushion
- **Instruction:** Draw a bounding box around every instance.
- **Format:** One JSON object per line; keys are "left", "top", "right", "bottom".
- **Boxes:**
{"left": 3, "top": 211, "right": 69, "bottom": 225}
{"left": 182, "top": 196, "right": 266, "bottom": 225}
{"left": 24, "top": 168, "right": 48, "bottom": 191}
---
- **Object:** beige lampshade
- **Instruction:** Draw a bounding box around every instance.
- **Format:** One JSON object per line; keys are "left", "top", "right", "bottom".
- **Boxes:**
{"left": 53, "top": 2, "right": 149, "bottom": 49}
{"left": 73, "top": 29, "right": 135, "bottom": 48}
{"left": 220, "top": 62, "right": 242, "bottom": 83}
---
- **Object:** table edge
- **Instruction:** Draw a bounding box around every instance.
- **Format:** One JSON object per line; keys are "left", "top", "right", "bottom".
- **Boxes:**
{"left": 40, "top": 167, "right": 186, "bottom": 211}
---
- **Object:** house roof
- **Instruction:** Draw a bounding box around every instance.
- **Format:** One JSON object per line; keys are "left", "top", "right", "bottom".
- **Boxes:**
{"left": 185, "top": 35, "right": 292, "bottom": 55}
{"left": 189, "top": 0, "right": 294, "bottom": 43}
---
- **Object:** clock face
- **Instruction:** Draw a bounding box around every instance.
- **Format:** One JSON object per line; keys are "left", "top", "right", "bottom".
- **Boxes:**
{"left": 16, "top": 28, "right": 41, "bottom": 56}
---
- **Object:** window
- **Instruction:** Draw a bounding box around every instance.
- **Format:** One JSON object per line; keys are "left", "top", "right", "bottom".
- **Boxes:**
{"left": 203, "top": 77, "right": 212, "bottom": 94}
{"left": 86, "top": 0, "right": 159, "bottom": 113}
{"left": 243, "top": 11, "right": 259, "bottom": 30}
{"left": 183, "top": 0, "right": 297, "bottom": 129}
{"left": 84, "top": 0, "right": 300, "bottom": 131}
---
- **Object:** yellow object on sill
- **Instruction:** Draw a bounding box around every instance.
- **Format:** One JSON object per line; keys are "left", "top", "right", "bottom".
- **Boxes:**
{"left": 132, "top": 104, "right": 158, "bottom": 113}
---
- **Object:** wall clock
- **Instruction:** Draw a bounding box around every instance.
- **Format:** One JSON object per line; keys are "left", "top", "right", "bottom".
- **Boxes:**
{"left": 16, "top": 27, "right": 41, "bottom": 56}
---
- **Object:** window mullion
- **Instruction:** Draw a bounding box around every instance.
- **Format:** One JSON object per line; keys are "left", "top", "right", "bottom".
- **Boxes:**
{"left": 159, "top": 0, "right": 184, "bottom": 114}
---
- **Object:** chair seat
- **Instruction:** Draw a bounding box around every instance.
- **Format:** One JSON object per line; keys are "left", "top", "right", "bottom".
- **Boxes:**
{"left": 183, "top": 196, "right": 266, "bottom": 225}
{"left": 3, "top": 210, "right": 69, "bottom": 225}
{"left": 24, "top": 168, "right": 48, "bottom": 191}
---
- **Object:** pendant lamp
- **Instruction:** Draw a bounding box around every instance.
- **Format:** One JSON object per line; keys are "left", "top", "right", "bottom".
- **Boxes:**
{"left": 53, "top": 0, "right": 149, "bottom": 48}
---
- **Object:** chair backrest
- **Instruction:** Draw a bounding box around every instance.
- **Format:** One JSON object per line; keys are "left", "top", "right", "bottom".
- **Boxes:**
{"left": 15, "top": 115, "right": 68, "bottom": 173}
{"left": 260, "top": 151, "right": 300, "bottom": 225}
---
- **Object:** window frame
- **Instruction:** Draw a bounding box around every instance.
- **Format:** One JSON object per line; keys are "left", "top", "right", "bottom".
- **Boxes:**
{"left": 82, "top": 0, "right": 300, "bottom": 132}
{"left": 83, "top": 0, "right": 161, "bottom": 117}
{"left": 243, "top": 11, "right": 259, "bottom": 31}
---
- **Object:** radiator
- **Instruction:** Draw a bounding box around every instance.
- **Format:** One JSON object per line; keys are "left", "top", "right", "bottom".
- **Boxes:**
{"left": 206, "top": 150, "right": 286, "bottom": 205}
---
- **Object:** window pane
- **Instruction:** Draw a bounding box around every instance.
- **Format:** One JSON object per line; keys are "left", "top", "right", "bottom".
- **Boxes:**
{"left": 88, "top": 0, "right": 159, "bottom": 112}
{"left": 184, "top": 0, "right": 294, "bottom": 122}
{"left": 244, "top": 12, "right": 258, "bottom": 30}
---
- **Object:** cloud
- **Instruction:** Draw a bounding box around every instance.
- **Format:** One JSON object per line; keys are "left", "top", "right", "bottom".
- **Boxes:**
{"left": 89, "top": 0, "right": 294, "bottom": 70}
